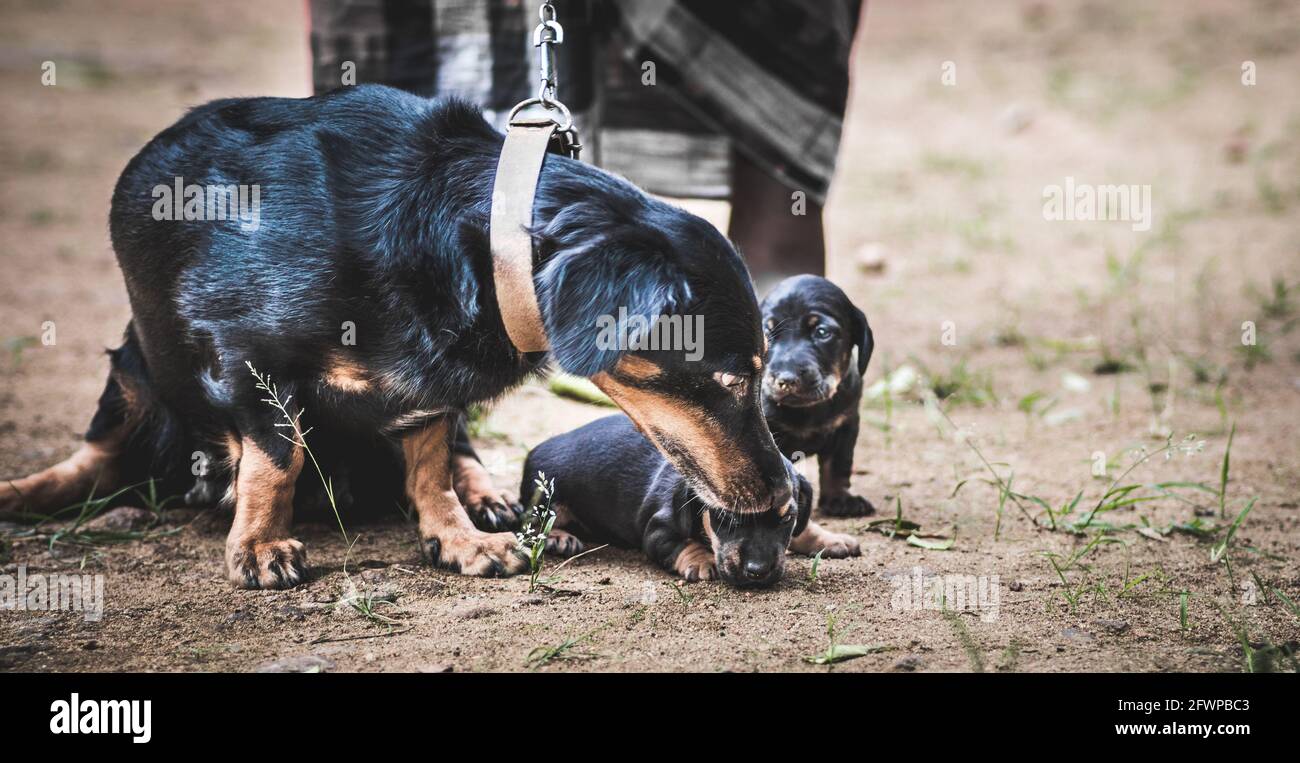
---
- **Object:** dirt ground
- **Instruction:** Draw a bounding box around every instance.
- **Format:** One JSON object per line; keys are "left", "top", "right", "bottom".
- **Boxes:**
{"left": 1, "top": 0, "right": 1298, "bottom": 673}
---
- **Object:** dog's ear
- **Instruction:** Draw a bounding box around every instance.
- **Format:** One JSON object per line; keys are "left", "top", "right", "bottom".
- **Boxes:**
{"left": 850, "top": 303, "right": 874, "bottom": 377}
{"left": 793, "top": 472, "right": 813, "bottom": 538}
{"left": 533, "top": 208, "right": 690, "bottom": 376}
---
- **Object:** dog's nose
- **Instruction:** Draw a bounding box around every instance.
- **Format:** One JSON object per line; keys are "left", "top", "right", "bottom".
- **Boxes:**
{"left": 773, "top": 371, "right": 800, "bottom": 392}
{"left": 744, "top": 559, "right": 775, "bottom": 580}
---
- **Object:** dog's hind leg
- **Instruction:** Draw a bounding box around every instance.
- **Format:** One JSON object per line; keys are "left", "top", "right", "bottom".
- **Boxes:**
{"left": 450, "top": 414, "right": 523, "bottom": 531}
{"left": 403, "top": 416, "right": 528, "bottom": 577}
{"left": 0, "top": 336, "right": 147, "bottom": 516}
{"left": 223, "top": 419, "right": 308, "bottom": 589}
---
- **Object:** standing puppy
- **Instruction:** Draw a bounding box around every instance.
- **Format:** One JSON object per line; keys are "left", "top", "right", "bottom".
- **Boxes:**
{"left": 761, "top": 275, "right": 876, "bottom": 516}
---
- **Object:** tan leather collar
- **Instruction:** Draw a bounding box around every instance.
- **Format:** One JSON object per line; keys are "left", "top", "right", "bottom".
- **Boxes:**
{"left": 489, "top": 119, "right": 557, "bottom": 353}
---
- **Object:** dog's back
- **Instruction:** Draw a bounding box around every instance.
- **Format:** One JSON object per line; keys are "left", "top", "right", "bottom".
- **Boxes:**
{"left": 108, "top": 86, "right": 504, "bottom": 420}
{"left": 1, "top": 87, "right": 503, "bottom": 523}
{"left": 521, "top": 415, "right": 677, "bottom": 550}
{"left": 523, "top": 415, "right": 832, "bottom": 587}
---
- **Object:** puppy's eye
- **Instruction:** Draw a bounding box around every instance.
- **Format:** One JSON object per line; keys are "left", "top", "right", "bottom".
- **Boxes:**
{"left": 714, "top": 372, "right": 749, "bottom": 395}
{"left": 813, "top": 325, "right": 833, "bottom": 340}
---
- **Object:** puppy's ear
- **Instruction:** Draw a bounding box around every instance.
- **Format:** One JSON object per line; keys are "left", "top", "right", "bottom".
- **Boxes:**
{"left": 850, "top": 303, "right": 874, "bottom": 377}
{"left": 534, "top": 208, "right": 690, "bottom": 376}
{"left": 793, "top": 473, "right": 813, "bottom": 538}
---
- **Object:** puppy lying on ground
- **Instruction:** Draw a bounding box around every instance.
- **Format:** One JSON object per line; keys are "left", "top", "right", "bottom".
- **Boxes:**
{"left": 521, "top": 415, "right": 860, "bottom": 588}
{"left": 761, "top": 275, "right": 876, "bottom": 516}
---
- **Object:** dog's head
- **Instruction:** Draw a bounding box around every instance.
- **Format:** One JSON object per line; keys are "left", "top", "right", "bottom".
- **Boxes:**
{"left": 705, "top": 461, "right": 812, "bottom": 588}
{"left": 532, "top": 174, "right": 789, "bottom": 515}
{"left": 759, "top": 275, "right": 873, "bottom": 410}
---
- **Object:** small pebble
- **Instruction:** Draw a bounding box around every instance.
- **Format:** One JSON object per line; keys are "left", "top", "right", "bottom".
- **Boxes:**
{"left": 453, "top": 605, "right": 497, "bottom": 620}
{"left": 1093, "top": 618, "right": 1130, "bottom": 634}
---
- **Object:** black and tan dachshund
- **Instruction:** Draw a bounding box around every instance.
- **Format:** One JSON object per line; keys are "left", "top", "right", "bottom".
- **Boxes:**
{"left": 761, "top": 275, "right": 876, "bottom": 516}
{"left": 522, "top": 415, "right": 861, "bottom": 588}
{"left": 0, "top": 85, "right": 792, "bottom": 589}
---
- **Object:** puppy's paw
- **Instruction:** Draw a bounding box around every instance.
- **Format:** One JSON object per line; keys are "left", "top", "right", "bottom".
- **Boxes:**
{"left": 790, "top": 521, "right": 862, "bottom": 559}
{"left": 462, "top": 488, "right": 524, "bottom": 532}
{"left": 673, "top": 542, "right": 718, "bottom": 583}
{"left": 819, "top": 493, "right": 876, "bottom": 517}
{"left": 814, "top": 530, "right": 861, "bottom": 558}
{"left": 227, "top": 538, "right": 309, "bottom": 589}
{"left": 424, "top": 529, "right": 529, "bottom": 577}
{"left": 545, "top": 529, "right": 585, "bottom": 558}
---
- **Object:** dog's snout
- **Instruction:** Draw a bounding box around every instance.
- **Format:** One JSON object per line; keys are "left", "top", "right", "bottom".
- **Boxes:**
{"left": 766, "top": 364, "right": 820, "bottom": 399}
{"left": 744, "top": 558, "right": 775, "bottom": 581}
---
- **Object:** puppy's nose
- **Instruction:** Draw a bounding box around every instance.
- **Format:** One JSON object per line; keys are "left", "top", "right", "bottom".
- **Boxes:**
{"left": 773, "top": 371, "right": 799, "bottom": 391}
{"left": 744, "top": 559, "right": 775, "bottom": 580}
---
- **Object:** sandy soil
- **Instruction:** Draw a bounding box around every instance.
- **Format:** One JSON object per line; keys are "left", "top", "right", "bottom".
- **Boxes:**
{"left": 1, "top": 0, "right": 1298, "bottom": 673}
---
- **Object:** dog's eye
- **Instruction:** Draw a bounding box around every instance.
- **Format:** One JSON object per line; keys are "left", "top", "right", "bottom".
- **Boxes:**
{"left": 813, "top": 325, "right": 834, "bottom": 340}
{"left": 714, "top": 372, "right": 749, "bottom": 395}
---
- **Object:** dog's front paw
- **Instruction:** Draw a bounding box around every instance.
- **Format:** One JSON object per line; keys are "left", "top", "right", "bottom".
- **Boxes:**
{"left": 673, "top": 542, "right": 718, "bottom": 583}
{"left": 424, "top": 529, "right": 529, "bottom": 577}
{"left": 819, "top": 493, "right": 875, "bottom": 517}
{"left": 227, "top": 538, "right": 309, "bottom": 589}
{"left": 814, "top": 530, "right": 861, "bottom": 558}
{"left": 463, "top": 488, "right": 524, "bottom": 532}
{"left": 545, "top": 529, "right": 585, "bottom": 558}
{"left": 790, "top": 521, "right": 862, "bottom": 558}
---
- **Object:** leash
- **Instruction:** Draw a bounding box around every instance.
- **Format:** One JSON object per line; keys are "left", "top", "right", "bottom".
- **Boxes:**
{"left": 491, "top": 1, "right": 581, "bottom": 354}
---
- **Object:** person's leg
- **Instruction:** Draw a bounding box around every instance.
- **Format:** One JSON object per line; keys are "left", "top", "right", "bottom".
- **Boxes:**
{"left": 726, "top": 149, "right": 826, "bottom": 285}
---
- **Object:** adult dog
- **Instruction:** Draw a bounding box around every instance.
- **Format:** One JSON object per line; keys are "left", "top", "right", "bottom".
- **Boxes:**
{"left": 0, "top": 85, "right": 790, "bottom": 589}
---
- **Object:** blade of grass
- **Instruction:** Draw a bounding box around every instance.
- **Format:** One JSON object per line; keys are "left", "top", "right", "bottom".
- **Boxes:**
{"left": 1219, "top": 423, "right": 1235, "bottom": 519}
